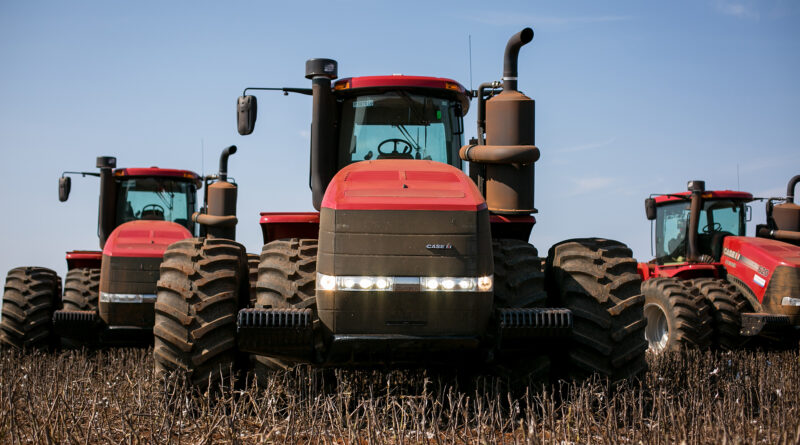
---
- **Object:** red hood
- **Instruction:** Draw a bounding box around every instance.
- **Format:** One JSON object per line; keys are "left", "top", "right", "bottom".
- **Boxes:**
{"left": 725, "top": 236, "right": 800, "bottom": 269}
{"left": 102, "top": 220, "right": 193, "bottom": 258}
{"left": 321, "top": 160, "right": 487, "bottom": 212}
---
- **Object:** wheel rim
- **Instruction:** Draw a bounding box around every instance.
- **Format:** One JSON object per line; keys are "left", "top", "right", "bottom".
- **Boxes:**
{"left": 644, "top": 303, "right": 670, "bottom": 353}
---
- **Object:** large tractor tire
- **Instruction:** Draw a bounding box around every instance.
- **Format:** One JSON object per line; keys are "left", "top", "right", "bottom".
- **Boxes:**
{"left": 0, "top": 267, "right": 61, "bottom": 350}
{"left": 546, "top": 238, "right": 647, "bottom": 381}
{"left": 642, "top": 277, "right": 713, "bottom": 353}
{"left": 687, "top": 278, "right": 751, "bottom": 350}
{"left": 492, "top": 239, "right": 547, "bottom": 308}
{"left": 246, "top": 253, "right": 259, "bottom": 306}
{"left": 253, "top": 239, "right": 318, "bottom": 374}
{"left": 491, "top": 239, "right": 550, "bottom": 386}
{"left": 153, "top": 238, "right": 246, "bottom": 389}
{"left": 256, "top": 239, "right": 317, "bottom": 310}
{"left": 62, "top": 268, "right": 100, "bottom": 311}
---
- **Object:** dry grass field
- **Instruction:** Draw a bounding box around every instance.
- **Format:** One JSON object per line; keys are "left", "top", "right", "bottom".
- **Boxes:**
{"left": 1, "top": 347, "right": 798, "bottom": 444}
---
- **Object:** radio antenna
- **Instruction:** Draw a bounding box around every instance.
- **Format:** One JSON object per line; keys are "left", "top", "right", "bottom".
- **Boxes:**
{"left": 468, "top": 34, "right": 474, "bottom": 91}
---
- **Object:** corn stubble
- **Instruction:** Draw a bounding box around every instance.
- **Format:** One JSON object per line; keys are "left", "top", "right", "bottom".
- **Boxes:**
{"left": 0, "top": 348, "right": 798, "bottom": 444}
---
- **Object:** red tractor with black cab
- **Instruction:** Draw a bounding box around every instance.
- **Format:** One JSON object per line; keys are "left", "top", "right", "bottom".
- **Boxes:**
{"left": 639, "top": 177, "right": 800, "bottom": 353}
{"left": 153, "top": 28, "right": 647, "bottom": 388}
{"left": 0, "top": 149, "right": 239, "bottom": 349}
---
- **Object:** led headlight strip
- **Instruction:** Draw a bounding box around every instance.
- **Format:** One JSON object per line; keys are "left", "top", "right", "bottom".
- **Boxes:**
{"left": 99, "top": 292, "right": 157, "bottom": 303}
{"left": 317, "top": 273, "right": 493, "bottom": 292}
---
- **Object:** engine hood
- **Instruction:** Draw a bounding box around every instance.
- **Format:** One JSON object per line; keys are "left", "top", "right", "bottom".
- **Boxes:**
{"left": 321, "top": 160, "right": 487, "bottom": 212}
{"left": 102, "top": 220, "right": 192, "bottom": 258}
{"left": 723, "top": 236, "right": 800, "bottom": 271}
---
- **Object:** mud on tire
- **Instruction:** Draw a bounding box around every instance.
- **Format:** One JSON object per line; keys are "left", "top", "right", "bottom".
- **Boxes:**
{"left": 153, "top": 237, "right": 246, "bottom": 388}
{"left": 492, "top": 239, "right": 547, "bottom": 309}
{"left": 252, "top": 239, "right": 318, "bottom": 374}
{"left": 62, "top": 268, "right": 100, "bottom": 311}
{"left": 546, "top": 238, "right": 647, "bottom": 381}
{"left": 246, "top": 253, "right": 259, "bottom": 306}
{"left": 642, "top": 277, "right": 713, "bottom": 353}
{"left": 0, "top": 267, "right": 61, "bottom": 349}
{"left": 687, "top": 278, "right": 751, "bottom": 350}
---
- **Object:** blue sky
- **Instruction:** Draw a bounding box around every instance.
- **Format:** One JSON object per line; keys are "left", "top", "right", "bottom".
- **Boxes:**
{"left": 0, "top": 0, "right": 798, "bottom": 280}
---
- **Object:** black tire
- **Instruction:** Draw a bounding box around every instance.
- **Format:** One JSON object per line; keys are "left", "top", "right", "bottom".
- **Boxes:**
{"left": 153, "top": 237, "right": 246, "bottom": 388}
{"left": 492, "top": 239, "right": 547, "bottom": 309}
{"left": 642, "top": 277, "right": 713, "bottom": 353}
{"left": 62, "top": 268, "right": 100, "bottom": 311}
{"left": 546, "top": 238, "right": 647, "bottom": 381}
{"left": 0, "top": 267, "right": 61, "bottom": 349}
{"left": 256, "top": 239, "right": 317, "bottom": 310}
{"left": 491, "top": 239, "right": 550, "bottom": 385}
{"left": 253, "top": 239, "right": 318, "bottom": 374}
{"left": 246, "top": 253, "right": 259, "bottom": 306}
{"left": 687, "top": 278, "right": 751, "bottom": 350}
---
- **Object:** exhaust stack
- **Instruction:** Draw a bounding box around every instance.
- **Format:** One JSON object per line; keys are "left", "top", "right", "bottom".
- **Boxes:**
{"left": 772, "top": 175, "right": 800, "bottom": 233}
{"left": 461, "top": 27, "right": 539, "bottom": 214}
{"left": 194, "top": 146, "right": 239, "bottom": 240}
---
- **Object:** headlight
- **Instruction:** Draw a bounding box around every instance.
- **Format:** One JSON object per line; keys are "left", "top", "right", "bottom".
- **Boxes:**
{"left": 317, "top": 273, "right": 493, "bottom": 292}
{"left": 317, "top": 273, "right": 394, "bottom": 292}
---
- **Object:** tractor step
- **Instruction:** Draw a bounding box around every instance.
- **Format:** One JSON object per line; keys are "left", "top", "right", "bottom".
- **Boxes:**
{"left": 53, "top": 310, "right": 99, "bottom": 338}
{"left": 497, "top": 308, "right": 572, "bottom": 350}
{"left": 740, "top": 312, "right": 792, "bottom": 336}
{"left": 236, "top": 308, "right": 315, "bottom": 360}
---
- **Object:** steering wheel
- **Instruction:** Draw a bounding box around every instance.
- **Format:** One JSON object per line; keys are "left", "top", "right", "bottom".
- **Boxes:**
{"left": 377, "top": 139, "right": 413, "bottom": 157}
{"left": 702, "top": 222, "right": 722, "bottom": 233}
{"left": 141, "top": 203, "right": 165, "bottom": 220}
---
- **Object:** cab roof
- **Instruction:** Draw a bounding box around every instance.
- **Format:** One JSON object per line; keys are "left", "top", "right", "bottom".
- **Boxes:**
{"left": 114, "top": 167, "right": 201, "bottom": 187}
{"left": 654, "top": 190, "right": 754, "bottom": 204}
{"left": 334, "top": 75, "right": 471, "bottom": 112}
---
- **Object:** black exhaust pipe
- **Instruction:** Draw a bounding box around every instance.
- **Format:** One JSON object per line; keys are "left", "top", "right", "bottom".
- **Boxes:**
{"left": 786, "top": 175, "right": 800, "bottom": 204}
{"left": 502, "top": 27, "right": 534, "bottom": 92}
{"left": 306, "top": 58, "right": 339, "bottom": 210}
{"left": 218, "top": 145, "right": 237, "bottom": 182}
{"left": 686, "top": 180, "right": 705, "bottom": 262}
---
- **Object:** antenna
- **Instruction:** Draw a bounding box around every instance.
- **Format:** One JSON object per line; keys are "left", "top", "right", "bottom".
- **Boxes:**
{"left": 737, "top": 163, "right": 740, "bottom": 190}
{"left": 201, "top": 138, "right": 205, "bottom": 177}
{"left": 468, "top": 34, "right": 473, "bottom": 91}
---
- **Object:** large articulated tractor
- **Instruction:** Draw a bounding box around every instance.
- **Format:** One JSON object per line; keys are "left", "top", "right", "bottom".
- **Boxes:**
{"left": 639, "top": 176, "right": 800, "bottom": 353}
{"left": 0, "top": 148, "right": 238, "bottom": 349}
{"left": 152, "top": 27, "right": 647, "bottom": 387}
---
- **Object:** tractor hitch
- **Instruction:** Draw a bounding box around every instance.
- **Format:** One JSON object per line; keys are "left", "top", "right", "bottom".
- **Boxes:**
{"left": 236, "top": 308, "right": 315, "bottom": 361}
{"left": 496, "top": 307, "right": 573, "bottom": 350}
{"left": 740, "top": 312, "right": 792, "bottom": 336}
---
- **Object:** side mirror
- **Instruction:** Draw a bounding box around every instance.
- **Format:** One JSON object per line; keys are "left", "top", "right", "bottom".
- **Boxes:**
{"left": 645, "top": 198, "right": 657, "bottom": 220}
{"left": 59, "top": 176, "right": 71, "bottom": 202}
{"left": 237, "top": 95, "right": 257, "bottom": 135}
{"left": 746, "top": 205, "right": 752, "bottom": 222}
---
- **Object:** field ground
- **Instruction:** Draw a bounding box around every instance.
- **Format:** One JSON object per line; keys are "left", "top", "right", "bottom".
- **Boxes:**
{"left": 1, "top": 348, "right": 799, "bottom": 444}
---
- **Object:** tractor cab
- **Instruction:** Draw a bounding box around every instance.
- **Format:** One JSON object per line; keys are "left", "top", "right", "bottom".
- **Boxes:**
{"left": 646, "top": 181, "right": 752, "bottom": 265}
{"left": 112, "top": 168, "right": 200, "bottom": 232}
{"left": 333, "top": 77, "right": 468, "bottom": 168}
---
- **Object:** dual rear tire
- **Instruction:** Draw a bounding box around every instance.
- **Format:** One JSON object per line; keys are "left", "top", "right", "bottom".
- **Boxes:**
{"left": 153, "top": 237, "right": 247, "bottom": 388}
{"left": 0, "top": 267, "right": 62, "bottom": 350}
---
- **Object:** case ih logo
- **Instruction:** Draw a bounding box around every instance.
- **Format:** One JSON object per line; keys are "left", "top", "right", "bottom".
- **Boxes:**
{"left": 722, "top": 247, "right": 740, "bottom": 260}
{"left": 426, "top": 243, "right": 453, "bottom": 250}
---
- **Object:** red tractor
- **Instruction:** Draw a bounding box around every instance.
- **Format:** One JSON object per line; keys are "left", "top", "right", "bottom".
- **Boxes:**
{"left": 152, "top": 27, "right": 647, "bottom": 387}
{"left": 639, "top": 177, "right": 800, "bottom": 353}
{"left": 0, "top": 149, "right": 238, "bottom": 349}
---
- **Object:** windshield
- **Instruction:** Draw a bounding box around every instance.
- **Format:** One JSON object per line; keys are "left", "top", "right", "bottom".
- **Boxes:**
{"left": 115, "top": 177, "right": 196, "bottom": 232}
{"left": 654, "top": 199, "right": 746, "bottom": 264}
{"left": 338, "top": 92, "right": 464, "bottom": 167}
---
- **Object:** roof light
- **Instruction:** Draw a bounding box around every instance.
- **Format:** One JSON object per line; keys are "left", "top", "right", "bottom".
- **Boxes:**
{"left": 334, "top": 81, "right": 350, "bottom": 90}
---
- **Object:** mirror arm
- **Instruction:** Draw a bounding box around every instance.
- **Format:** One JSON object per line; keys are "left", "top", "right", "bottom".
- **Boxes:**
{"left": 62, "top": 171, "right": 100, "bottom": 178}
{"left": 242, "top": 87, "right": 313, "bottom": 96}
